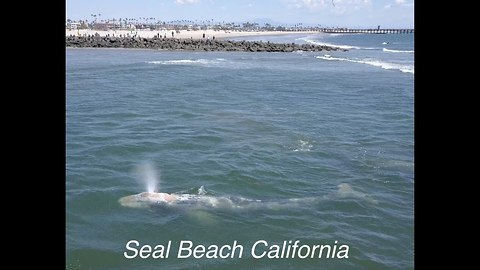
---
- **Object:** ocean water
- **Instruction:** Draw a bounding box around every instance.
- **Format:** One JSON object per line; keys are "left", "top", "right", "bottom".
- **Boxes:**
{"left": 66, "top": 33, "right": 414, "bottom": 269}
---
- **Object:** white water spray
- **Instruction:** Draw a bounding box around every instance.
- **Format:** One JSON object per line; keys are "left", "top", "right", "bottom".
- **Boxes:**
{"left": 136, "top": 162, "right": 160, "bottom": 193}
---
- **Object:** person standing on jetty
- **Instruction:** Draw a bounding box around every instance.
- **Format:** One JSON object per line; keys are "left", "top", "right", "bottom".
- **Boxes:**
{"left": 171, "top": 31, "right": 174, "bottom": 38}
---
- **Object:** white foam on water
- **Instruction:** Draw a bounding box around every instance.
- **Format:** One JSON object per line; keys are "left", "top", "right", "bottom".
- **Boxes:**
{"left": 297, "top": 37, "right": 361, "bottom": 50}
{"left": 383, "top": 48, "right": 414, "bottom": 53}
{"left": 315, "top": 55, "right": 414, "bottom": 74}
{"left": 293, "top": 140, "right": 313, "bottom": 152}
{"left": 146, "top": 58, "right": 227, "bottom": 66}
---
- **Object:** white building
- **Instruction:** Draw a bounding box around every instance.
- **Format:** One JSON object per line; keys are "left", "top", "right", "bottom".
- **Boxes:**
{"left": 66, "top": 22, "right": 81, "bottom": 30}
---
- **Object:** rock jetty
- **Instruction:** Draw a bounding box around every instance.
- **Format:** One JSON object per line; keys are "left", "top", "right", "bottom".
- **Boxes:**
{"left": 66, "top": 35, "right": 346, "bottom": 52}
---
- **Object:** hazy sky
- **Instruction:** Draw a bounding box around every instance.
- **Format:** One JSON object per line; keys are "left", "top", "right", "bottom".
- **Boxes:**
{"left": 66, "top": 0, "right": 414, "bottom": 28}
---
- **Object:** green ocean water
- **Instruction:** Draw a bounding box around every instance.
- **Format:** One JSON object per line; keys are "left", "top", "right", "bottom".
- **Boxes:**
{"left": 66, "top": 33, "right": 414, "bottom": 269}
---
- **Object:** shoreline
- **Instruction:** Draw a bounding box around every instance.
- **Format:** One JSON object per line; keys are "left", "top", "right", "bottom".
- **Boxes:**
{"left": 66, "top": 29, "right": 319, "bottom": 40}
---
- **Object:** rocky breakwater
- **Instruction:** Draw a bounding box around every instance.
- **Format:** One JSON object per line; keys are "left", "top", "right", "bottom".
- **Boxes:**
{"left": 66, "top": 35, "right": 346, "bottom": 52}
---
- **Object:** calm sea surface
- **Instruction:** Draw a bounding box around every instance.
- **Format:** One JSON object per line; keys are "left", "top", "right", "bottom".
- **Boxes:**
{"left": 66, "top": 33, "right": 414, "bottom": 269}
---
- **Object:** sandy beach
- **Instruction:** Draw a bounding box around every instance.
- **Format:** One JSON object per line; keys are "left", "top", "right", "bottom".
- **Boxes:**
{"left": 66, "top": 29, "right": 318, "bottom": 40}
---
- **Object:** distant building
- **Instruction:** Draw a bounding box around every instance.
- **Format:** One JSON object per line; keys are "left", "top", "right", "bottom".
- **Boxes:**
{"left": 92, "top": 23, "right": 116, "bottom": 30}
{"left": 66, "top": 22, "right": 81, "bottom": 30}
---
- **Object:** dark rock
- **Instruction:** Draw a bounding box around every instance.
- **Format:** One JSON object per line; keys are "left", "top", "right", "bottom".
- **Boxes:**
{"left": 65, "top": 36, "right": 343, "bottom": 52}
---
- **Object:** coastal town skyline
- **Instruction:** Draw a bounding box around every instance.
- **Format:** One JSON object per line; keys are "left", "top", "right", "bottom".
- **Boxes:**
{"left": 66, "top": 0, "right": 414, "bottom": 28}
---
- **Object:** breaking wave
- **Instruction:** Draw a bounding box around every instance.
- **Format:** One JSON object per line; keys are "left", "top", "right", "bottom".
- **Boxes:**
{"left": 298, "top": 37, "right": 361, "bottom": 50}
{"left": 146, "top": 58, "right": 228, "bottom": 66}
{"left": 383, "top": 48, "right": 414, "bottom": 53}
{"left": 315, "top": 55, "right": 414, "bottom": 74}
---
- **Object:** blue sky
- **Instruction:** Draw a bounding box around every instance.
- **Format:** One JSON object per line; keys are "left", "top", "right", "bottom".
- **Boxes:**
{"left": 66, "top": 0, "right": 414, "bottom": 28}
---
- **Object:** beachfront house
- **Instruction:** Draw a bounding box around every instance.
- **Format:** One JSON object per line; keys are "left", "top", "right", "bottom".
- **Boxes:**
{"left": 66, "top": 22, "right": 81, "bottom": 30}
{"left": 92, "top": 23, "right": 116, "bottom": 31}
